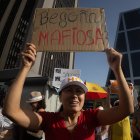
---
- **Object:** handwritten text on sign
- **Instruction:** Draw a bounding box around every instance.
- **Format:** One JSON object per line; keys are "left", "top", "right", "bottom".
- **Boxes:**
{"left": 52, "top": 68, "right": 81, "bottom": 88}
{"left": 32, "top": 8, "right": 108, "bottom": 52}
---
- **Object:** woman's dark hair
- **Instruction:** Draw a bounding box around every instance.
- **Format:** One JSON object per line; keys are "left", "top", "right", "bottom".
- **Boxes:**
{"left": 58, "top": 105, "right": 63, "bottom": 112}
{"left": 137, "top": 96, "right": 140, "bottom": 103}
{"left": 0, "top": 89, "right": 6, "bottom": 107}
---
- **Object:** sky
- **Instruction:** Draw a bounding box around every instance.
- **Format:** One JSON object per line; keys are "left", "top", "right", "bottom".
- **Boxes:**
{"left": 74, "top": 0, "right": 140, "bottom": 86}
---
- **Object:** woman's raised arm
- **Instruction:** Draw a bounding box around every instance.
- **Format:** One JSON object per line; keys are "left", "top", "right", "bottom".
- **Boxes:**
{"left": 97, "top": 48, "right": 134, "bottom": 125}
{"left": 3, "top": 43, "right": 42, "bottom": 130}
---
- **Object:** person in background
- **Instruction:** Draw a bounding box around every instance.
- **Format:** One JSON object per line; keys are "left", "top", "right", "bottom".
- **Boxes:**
{"left": 132, "top": 96, "right": 140, "bottom": 140}
{"left": 127, "top": 82, "right": 134, "bottom": 96}
{"left": 3, "top": 43, "right": 134, "bottom": 140}
{"left": 95, "top": 106, "right": 109, "bottom": 140}
{"left": 18, "top": 91, "right": 45, "bottom": 140}
{"left": 0, "top": 92, "right": 15, "bottom": 140}
{"left": 109, "top": 100, "right": 132, "bottom": 140}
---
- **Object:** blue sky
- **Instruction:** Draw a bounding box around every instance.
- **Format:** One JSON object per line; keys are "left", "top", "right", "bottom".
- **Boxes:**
{"left": 74, "top": 0, "right": 140, "bottom": 86}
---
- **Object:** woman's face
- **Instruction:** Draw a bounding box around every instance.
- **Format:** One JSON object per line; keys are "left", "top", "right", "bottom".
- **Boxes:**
{"left": 60, "top": 85, "right": 85, "bottom": 113}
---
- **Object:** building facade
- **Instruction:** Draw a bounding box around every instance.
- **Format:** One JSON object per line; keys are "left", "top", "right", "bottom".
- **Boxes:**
{"left": 0, "top": 0, "right": 78, "bottom": 111}
{"left": 106, "top": 8, "right": 140, "bottom": 86}
{"left": 0, "top": 0, "right": 77, "bottom": 79}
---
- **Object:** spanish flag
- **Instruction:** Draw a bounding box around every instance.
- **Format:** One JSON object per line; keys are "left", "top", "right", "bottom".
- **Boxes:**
{"left": 85, "top": 82, "right": 108, "bottom": 100}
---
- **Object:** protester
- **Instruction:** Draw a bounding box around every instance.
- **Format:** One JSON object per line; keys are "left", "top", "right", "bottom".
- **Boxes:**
{"left": 132, "top": 96, "right": 140, "bottom": 140}
{"left": 18, "top": 91, "right": 45, "bottom": 140}
{"left": 0, "top": 92, "right": 15, "bottom": 140}
{"left": 3, "top": 43, "right": 134, "bottom": 140}
{"left": 127, "top": 82, "right": 134, "bottom": 96}
{"left": 95, "top": 106, "right": 109, "bottom": 140}
{"left": 109, "top": 100, "right": 132, "bottom": 140}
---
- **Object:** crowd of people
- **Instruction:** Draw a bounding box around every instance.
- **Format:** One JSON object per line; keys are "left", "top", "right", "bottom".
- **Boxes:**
{"left": 0, "top": 43, "right": 139, "bottom": 140}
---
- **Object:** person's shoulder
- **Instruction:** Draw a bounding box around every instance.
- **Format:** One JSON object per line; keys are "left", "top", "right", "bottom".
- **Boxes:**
{"left": 82, "top": 108, "right": 99, "bottom": 115}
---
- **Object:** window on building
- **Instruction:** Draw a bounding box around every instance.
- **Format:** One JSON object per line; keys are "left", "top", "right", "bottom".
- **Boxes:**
{"left": 0, "top": 1, "right": 22, "bottom": 58}
{"left": 0, "top": 0, "right": 9, "bottom": 21}
{"left": 118, "top": 16, "right": 124, "bottom": 31}
{"left": 131, "top": 52, "right": 140, "bottom": 77}
{"left": 54, "top": 0, "right": 75, "bottom": 7}
{"left": 115, "top": 32, "right": 127, "bottom": 52}
{"left": 122, "top": 54, "right": 130, "bottom": 78}
{"left": 5, "top": 0, "right": 36, "bottom": 69}
{"left": 128, "top": 29, "right": 140, "bottom": 51}
{"left": 124, "top": 9, "right": 140, "bottom": 29}
{"left": 109, "top": 70, "right": 115, "bottom": 80}
{"left": 134, "top": 80, "right": 140, "bottom": 86}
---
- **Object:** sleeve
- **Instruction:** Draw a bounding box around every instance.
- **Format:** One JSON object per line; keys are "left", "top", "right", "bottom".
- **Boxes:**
{"left": 39, "top": 112, "right": 54, "bottom": 131}
{"left": 84, "top": 109, "right": 100, "bottom": 127}
{"left": 0, "top": 109, "right": 14, "bottom": 131}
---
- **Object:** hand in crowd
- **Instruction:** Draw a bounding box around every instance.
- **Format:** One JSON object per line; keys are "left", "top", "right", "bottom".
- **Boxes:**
{"left": 21, "top": 43, "right": 37, "bottom": 69}
{"left": 105, "top": 48, "right": 122, "bottom": 72}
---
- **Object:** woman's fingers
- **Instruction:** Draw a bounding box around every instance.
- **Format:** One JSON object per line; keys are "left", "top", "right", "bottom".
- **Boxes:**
{"left": 25, "top": 43, "right": 37, "bottom": 56}
{"left": 105, "top": 48, "right": 117, "bottom": 55}
{"left": 22, "top": 43, "right": 37, "bottom": 59}
{"left": 20, "top": 43, "right": 37, "bottom": 67}
{"left": 105, "top": 47, "right": 122, "bottom": 58}
{"left": 21, "top": 52, "right": 36, "bottom": 62}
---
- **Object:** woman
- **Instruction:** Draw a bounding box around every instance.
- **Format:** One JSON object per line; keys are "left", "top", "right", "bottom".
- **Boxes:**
{"left": 3, "top": 43, "right": 134, "bottom": 140}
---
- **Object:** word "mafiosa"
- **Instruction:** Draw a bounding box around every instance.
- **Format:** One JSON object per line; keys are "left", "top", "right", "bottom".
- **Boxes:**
{"left": 38, "top": 27, "right": 104, "bottom": 46}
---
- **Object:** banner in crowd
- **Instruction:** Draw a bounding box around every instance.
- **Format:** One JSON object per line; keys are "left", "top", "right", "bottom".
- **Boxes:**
{"left": 52, "top": 68, "right": 81, "bottom": 88}
{"left": 32, "top": 8, "right": 109, "bottom": 52}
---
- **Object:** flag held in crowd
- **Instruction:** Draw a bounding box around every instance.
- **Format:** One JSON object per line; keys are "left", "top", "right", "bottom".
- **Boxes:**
{"left": 85, "top": 82, "right": 108, "bottom": 100}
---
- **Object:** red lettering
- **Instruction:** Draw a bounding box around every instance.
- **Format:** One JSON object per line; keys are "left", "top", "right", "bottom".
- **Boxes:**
{"left": 51, "top": 30, "right": 61, "bottom": 45}
{"left": 38, "top": 31, "right": 49, "bottom": 46}
{"left": 95, "top": 28, "right": 103, "bottom": 45}
{"left": 61, "top": 29, "right": 71, "bottom": 45}
{"left": 76, "top": 30, "right": 86, "bottom": 45}
{"left": 85, "top": 30, "right": 94, "bottom": 45}
{"left": 38, "top": 27, "right": 104, "bottom": 50}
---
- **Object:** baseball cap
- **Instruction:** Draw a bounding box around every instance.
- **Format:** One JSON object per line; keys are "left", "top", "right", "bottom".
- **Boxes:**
{"left": 26, "top": 91, "right": 44, "bottom": 103}
{"left": 58, "top": 76, "right": 88, "bottom": 93}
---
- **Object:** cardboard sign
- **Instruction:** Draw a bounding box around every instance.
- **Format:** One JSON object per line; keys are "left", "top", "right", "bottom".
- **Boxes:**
{"left": 32, "top": 8, "right": 109, "bottom": 52}
{"left": 52, "top": 68, "right": 81, "bottom": 88}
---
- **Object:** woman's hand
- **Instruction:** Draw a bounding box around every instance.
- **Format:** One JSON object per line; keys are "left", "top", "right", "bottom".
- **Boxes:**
{"left": 105, "top": 48, "right": 122, "bottom": 72}
{"left": 21, "top": 43, "right": 36, "bottom": 69}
